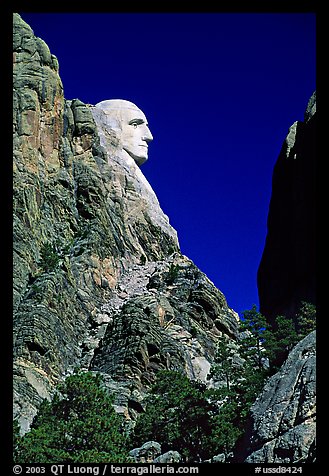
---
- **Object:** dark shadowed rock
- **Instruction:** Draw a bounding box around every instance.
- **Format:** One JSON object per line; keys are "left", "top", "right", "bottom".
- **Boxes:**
{"left": 257, "top": 92, "right": 316, "bottom": 326}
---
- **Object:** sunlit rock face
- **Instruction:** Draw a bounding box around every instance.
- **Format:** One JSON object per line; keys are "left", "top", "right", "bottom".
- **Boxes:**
{"left": 90, "top": 100, "right": 177, "bottom": 245}
{"left": 93, "top": 99, "right": 153, "bottom": 166}
{"left": 13, "top": 15, "right": 316, "bottom": 465}
{"left": 257, "top": 92, "right": 316, "bottom": 327}
{"left": 13, "top": 13, "right": 238, "bottom": 433}
{"left": 243, "top": 331, "right": 316, "bottom": 463}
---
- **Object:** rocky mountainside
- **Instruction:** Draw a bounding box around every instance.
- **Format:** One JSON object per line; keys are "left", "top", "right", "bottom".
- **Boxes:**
{"left": 13, "top": 13, "right": 316, "bottom": 464}
{"left": 257, "top": 92, "right": 316, "bottom": 326}
{"left": 13, "top": 13, "right": 239, "bottom": 433}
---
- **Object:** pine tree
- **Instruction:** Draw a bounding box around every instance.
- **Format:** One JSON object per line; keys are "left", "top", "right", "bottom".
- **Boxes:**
{"left": 296, "top": 301, "right": 316, "bottom": 338}
{"left": 207, "top": 335, "right": 243, "bottom": 393}
{"left": 239, "top": 304, "right": 270, "bottom": 371}
{"left": 266, "top": 315, "right": 299, "bottom": 371}
{"left": 131, "top": 370, "right": 219, "bottom": 462}
{"left": 14, "top": 372, "right": 130, "bottom": 463}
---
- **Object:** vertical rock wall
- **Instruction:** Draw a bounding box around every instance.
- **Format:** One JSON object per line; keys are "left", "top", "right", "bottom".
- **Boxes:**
{"left": 13, "top": 13, "right": 238, "bottom": 433}
{"left": 13, "top": 17, "right": 316, "bottom": 464}
{"left": 257, "top": 92, "right": 316, "bottom": 326}
{"left": 243, "top": 331, "right": 316, "bottom": 463}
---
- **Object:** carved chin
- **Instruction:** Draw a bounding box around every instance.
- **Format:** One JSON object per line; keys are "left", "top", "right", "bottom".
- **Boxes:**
{"left": 122, "top": 146, "right": 148, "bottom": 166}
{"left": 134, "top": 155, "right": 148, "bottom": 166}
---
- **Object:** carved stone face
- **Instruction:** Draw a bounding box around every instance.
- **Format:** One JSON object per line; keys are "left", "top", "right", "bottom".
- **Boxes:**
{"left": 95, "top": 99, "right": 153, "bottom": 166}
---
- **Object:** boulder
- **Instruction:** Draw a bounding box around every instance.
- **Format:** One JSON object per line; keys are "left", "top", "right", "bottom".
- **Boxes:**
{"left": 129, "top": 441, "right": 162, "bottom": 463}
{"left": 244, "top": 331, "right": 316, "bottom": 463}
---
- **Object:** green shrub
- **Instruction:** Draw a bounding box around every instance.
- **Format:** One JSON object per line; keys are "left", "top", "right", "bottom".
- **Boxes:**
{"left": 14, "top": 372, "right": 130, "bottom": 463}
{"left": 165, "top": 264, "right": 180, "bottom": 284}
{"left": 296, "top": 301, "right": 316, "bottom": 338}
{"left": 39, "top": 242, "right": 60, "bottom": 272}
{"left": 131, "top": 370, "right": 220, "bottom": 462}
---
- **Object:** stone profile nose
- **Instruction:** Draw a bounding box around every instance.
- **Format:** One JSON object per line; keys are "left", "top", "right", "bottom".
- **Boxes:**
{"left": 142, "top": 126, "right": 153, "bottom": 143}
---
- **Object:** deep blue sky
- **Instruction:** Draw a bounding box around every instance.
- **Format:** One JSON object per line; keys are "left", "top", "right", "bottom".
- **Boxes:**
{"left": 18, "top": 12, "right": 316, "bottom": 317}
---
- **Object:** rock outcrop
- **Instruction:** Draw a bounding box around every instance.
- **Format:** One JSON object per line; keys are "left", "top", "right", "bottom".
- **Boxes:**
{"left": 90, "top": 253, "right": 239, "bottom": 417}
{"left": 129, "top": 441, "right": 182, "bottom": 464}
{"left": 13, "top": 13, "right": 238, "bottom": 433}
{"left": 12, "top": 14, "right": 316, "bottom": 465}
{"left": 243, "top": 331, "right": 316, "bottom": 463}
{"left": 257, "top": 92, "right": 316, "bottom": 326}
{"left": 129, "top": 441, "right": 162, "bottom": 463}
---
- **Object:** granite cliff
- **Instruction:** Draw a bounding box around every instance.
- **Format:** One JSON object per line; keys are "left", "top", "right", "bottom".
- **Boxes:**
{"left": 13, "top": 13, "right": 316, "bottom": 464}
{"left": 13, "top": 13, "right": 239, "bottom": 434}
{"left": 247, "top": 91, "right": 317, "bottom": 463}
{"left": 257, "top": 92, "right": 316, "bottom": 326}
{"left": 234, "top": 331, "right": 316, "bottom": 463}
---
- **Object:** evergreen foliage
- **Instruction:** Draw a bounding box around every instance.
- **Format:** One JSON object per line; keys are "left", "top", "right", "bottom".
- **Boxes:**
{"left": 207, "top": 335, "right": 243, "bottom": 392}
{"left": 240, "top": 302, "right": 316, "bottom": 372}
{"left": 165, "top": 264, "right": 180, "bottom": 284}
{"left": 131, "top": 370, "right": 219, "bottom": 462}
{"left": 240, "top": 304, "right": 270, "bottom": 370}
{"left": 296, "top": 301, "right": 316, "bottom": 338}
{"left": 266, "top": 315, "right": 299, "bottom": 370}
{"left": 39, "top": 242, "right": 60, "bottom": 272}
{"left": 14, "top": 372, "right": 130, "bottom": 463}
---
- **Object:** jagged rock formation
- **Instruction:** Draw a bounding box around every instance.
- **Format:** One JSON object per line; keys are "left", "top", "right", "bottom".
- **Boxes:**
{"left": 129, "top": 441, "right": 182, "bottom": 463}
{"left": 257, "top": 92, "right": 316, "bottom": 326}
{"left": 129, "top": 441, "right": 162, "bottom": 463}
{"left": 243, "top": 331, "right": 316, "bottom": 463}
{"left": 13, "top": 14, "right": 316, "bottom": 465}
{"left": 90, "top": 253, "right": 239, "bottom": 417}
{"left": 13, "top": 13, "right": 239, "bottom": 433}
